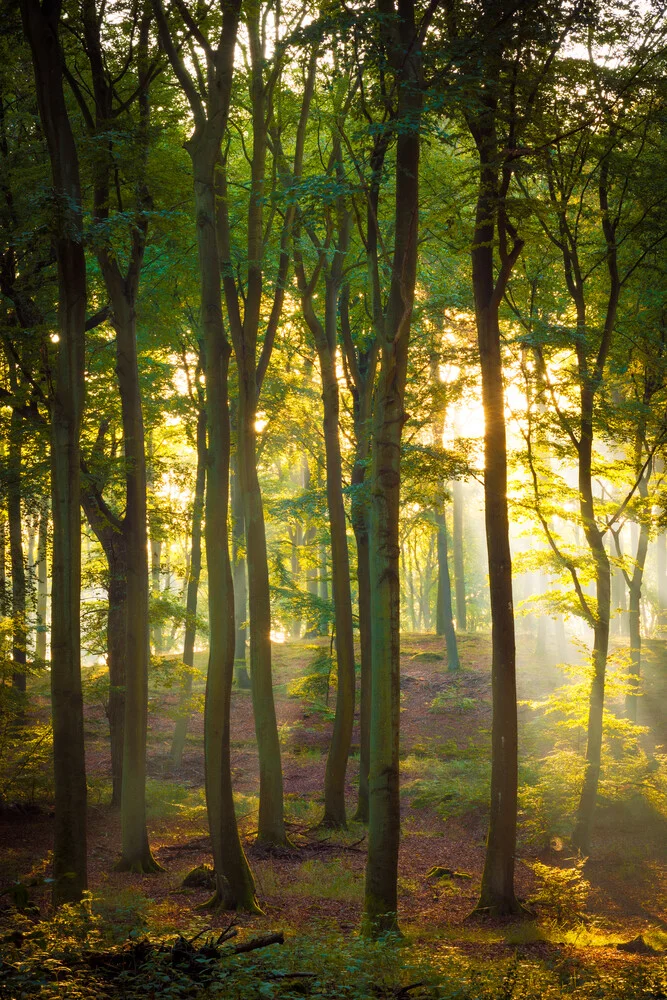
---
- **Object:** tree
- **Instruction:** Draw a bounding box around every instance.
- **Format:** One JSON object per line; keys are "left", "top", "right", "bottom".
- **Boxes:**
{"left": 362, "top": 0, "right": 424, "bottom": 934}
{"left": 154, "top": 0, "right": 258, "bottom": 909}
{"left": 20, "top": 0, "right": 88, "bottom": 905}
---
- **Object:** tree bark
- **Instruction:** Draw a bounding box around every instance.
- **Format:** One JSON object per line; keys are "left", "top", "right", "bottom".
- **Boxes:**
{"left": 435, "top": 511, "right": 459, "bottom": 671}
{"left": 21, "top": 0, "right": 88, "bottom": 905}
{"left": 363, "top": 0, "right": 422, "bottom": 935}
{"left": 469, "top": 127, "right": 523, "bottom": 914}
{"left": 231, "top": 448, "right": 250, "bottom": 689}
{"left": 452, "top": 480, "right": 466, "bottom": 630}
{"left": 8, "top": 407, "right": 26, "bottom": 691}
{"left": 35, "top": 503, "right": 48, "bottom": 663}
{"left": 171, "top": 403, "right": 206, "bottom": 767}
{"left": 154, "top": 0, "right": 257, "bottom": 906}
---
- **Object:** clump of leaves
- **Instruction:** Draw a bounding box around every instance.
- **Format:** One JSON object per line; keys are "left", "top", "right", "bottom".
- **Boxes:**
{"left": 526, "top": 857, "right": 591, "bottom": 927}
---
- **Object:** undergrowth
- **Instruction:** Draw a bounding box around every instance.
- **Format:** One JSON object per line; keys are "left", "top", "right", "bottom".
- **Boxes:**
{"left": 1, "top": 898, "right": 665, "bottom": 1000}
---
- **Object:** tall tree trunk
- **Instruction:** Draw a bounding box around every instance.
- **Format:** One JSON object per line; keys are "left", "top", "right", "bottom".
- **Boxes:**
{"left": 151, "top": 536, "right": 163, "bottom": 653}
{"left": 112, "top": 294, "right": 160, "bottom": 873}
{"left": 656, "top": 531, "right": 667, "bottom": 625}
{"left": 626, "top": 469, "right": 650, "bottom": 723}
{"left": 154, "top": 0, "right": 256, "bottom": 903}
{"left": 80, "top": 443, "right": 128, "bottom": 811}
{"left": 298, "top": 277, "right": 356, "bottom": 829}
{"left": 452, "top": 480, "right": 466, "bottom": 631}
{"left": 231, "top": 450, "right": 250, "bottom": 689}
{"left": 364, "top": 0, "right": 421, "bottom": 934}
{"left": 435, "top": 511, "right": 459, "bottom": 671}
{"left": 471, "top": 141, "right": 522, "bottom": 915}
{"left": 21, "top": 0, "right": 88, "bottom": 904}
{"left": 107, "top": 551, "right": 127, "bottom": 809}
{"left": 236, "top": 385, "right": 286, "bottom": 845}
{"left": 353, "top": 500, "right": 372, "bottom": 822}
{"left": 0, "top": 518, "right": 7, "bottom": 616}
{"left": 35, "top": 504, "right": 48, "bottom": 663}
{"left": 8, "top": 408, "right": 26, "bottom": 691}
{"left": 571, "top": 386, "right": 612, "bottom": 856}
{"left": 171, "top": 404, "right": 206, "bottom": 767}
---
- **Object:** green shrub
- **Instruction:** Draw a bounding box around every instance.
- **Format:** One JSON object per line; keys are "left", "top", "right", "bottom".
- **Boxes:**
{"left": 526, "top": 857, "right": 591, "bottom": 927}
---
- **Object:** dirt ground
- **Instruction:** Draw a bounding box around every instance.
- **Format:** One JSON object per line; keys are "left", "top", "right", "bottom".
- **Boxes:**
{"left": 1, "top": 629, "right": 666, "bottom": 973}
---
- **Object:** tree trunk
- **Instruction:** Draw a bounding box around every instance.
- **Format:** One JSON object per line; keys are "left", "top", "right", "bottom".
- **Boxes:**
{"left": 353, "top": 503, "right": 371, "bottom": 823}
{"left": 626, "top": 473, "right": 650, "bottom": 722}
{"left": 171, "top": 404, "right": 206, "bottom": 767}
{"left": 302, "top": 285, "right": 356, "bottom": 829}
{"left": 198, "top": 195, "right": 258, "bottom": 905}
{"left": 107, "top": 553, "right": 127, "bottom": 809}
{"left": 152, "top": 0, "right": 255, "bottom": 903}
{"left": 452, "top": 480, "right": 466, "bottom": 631}
{"left": 571, "top": 387, "right": 612, "bottom": 856}
{"left": 471, "top": 150, "right": 521, "bottom": 915}
{"left": 0, "top": 519, "right": 7, "bottom": 616}
{"left": 112, "top": 295, "right": 160, "bottom": 873}
{"left": 231, "top": 450, "right": 250, "bottom": 689}
{"left": 8, "top": 408, "right": 26, "bottom": 691}
{"left": 80, "top": 454, "right": 128, "bottom": 810}
{"left": 656, "top": 532, "right": 667, "bottom": 625}
{"left": 364, "top": 0, "right": 421, "bottom": 934}
{"left": 35, "top": 504, "right": 48, "bottom": 663}
{"left": 236, "top": 386, "right": 286, "bottom": 845}
{"left": 151, "top": 536, "right": 163, "bottom": 653}
{"left": 21, "top": 0, "right": 88, "bottom": 905}
{"left": 435, "top": 510, "right": 459, "bottom": 671}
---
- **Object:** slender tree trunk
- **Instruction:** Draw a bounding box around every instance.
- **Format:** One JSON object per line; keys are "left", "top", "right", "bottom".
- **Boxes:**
{"left": 35, "top": 504, "right": 48, "bottom": 663}
{"left": 22, "top": 0, "right": 88, "bottom": 904}
{"left": 151, "top": 536, "right": 163, "bottom": 653}
{"left": 112, "top": 296, "right": 160, "bottom": 873}
{"left": 452, "top": 480, "right": 466, "bottom": 631}
{"left": 626, "top": 472, "right": 650, "bottom": 722}
{"left": 656, "top": 532, "right": 667, "bottom": 625}
{"left": 197, "top": 181, "right": 258, "bottom": 903}
{"left": 364, "top": 0, "right": 421, "bottom": 934}
{"left": 319, "top": 543, "right": 329, "bottom": 603}
{"left": 471, "top": 146, "right": 521, "bottom": 915}
{"left": 572, "top": 388, "right": 612, "bottom": 856}
{"left": 435, "top": 511, "right": 460, "bottom": 671}
{"left": 107, "top": 556, "right": 127, "bottom": 809}
{"left": 305, "top": 298, "right": 356, "bottom": 829}
{"left": 347, "top": 340, "right": 374, "bottom": 824}
{"left": 171, "top": 404, "right": 206, "bottom": 767}
{"left": 8, "top": 409, "right": 26, "bottom": 691}
{"left": 353, "top": 502, "right": 371, "bottom": 822}
{"left": 80, "top": 456, "right": 128, "bottom": 810}
{"left": 236, "top": 385, "right": 286, "bottom": 845}
{"left": 231, "top": 450, "right": 250, "bottom": 689}
{"left": 0, "top": 519, "right": 7, "bottom": 616}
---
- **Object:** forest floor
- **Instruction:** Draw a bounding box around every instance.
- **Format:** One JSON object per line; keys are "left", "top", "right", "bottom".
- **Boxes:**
{"left": 1, "top": 630, "right": 666, "bottom": 998}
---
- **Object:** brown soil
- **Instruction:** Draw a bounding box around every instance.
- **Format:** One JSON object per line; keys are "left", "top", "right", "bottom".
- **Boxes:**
{"left": 1, "top": 629, "right": 665, "bottom": 972}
